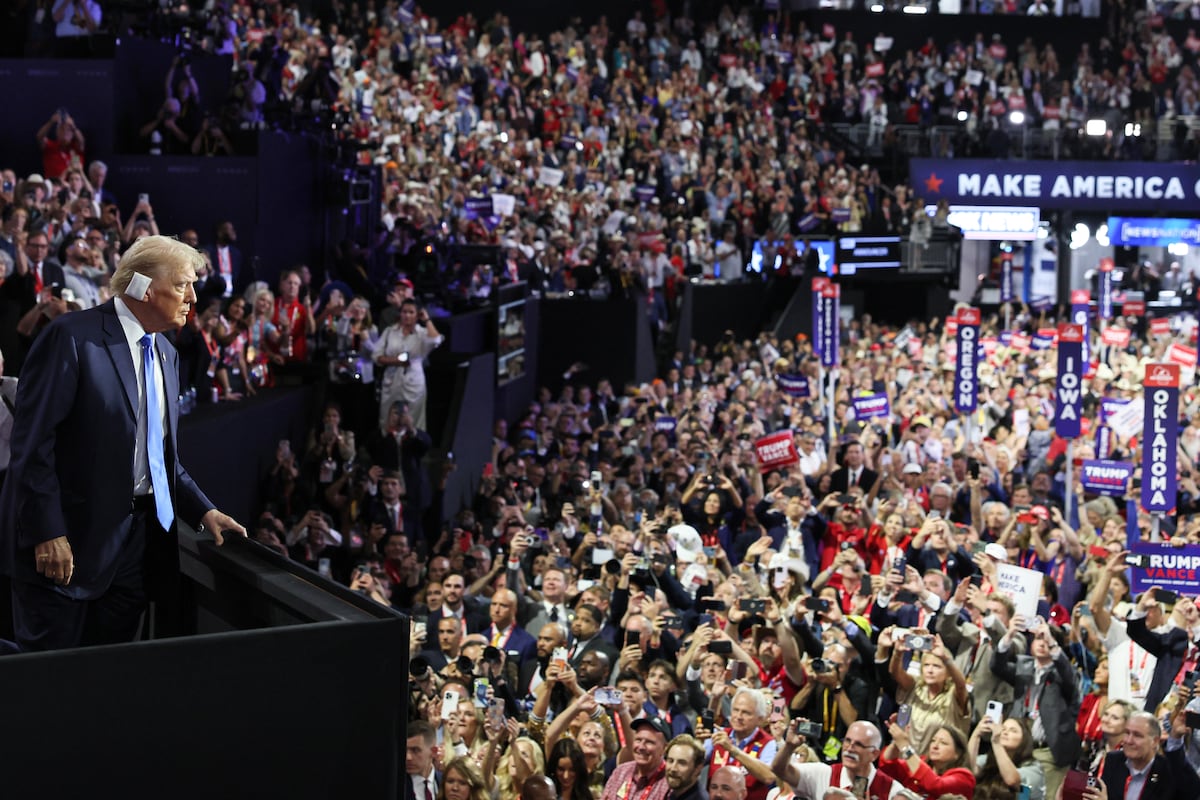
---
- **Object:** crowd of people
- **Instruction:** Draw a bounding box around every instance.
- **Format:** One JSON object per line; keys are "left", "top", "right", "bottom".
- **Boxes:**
{"left": 379, "top": 296, "right": 1200, "bottom": 800}
{"left": 6, "top": 2, "right": 1200, "bottom": 797}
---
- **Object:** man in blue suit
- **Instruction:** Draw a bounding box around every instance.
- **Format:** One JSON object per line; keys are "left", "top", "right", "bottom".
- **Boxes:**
{"left": 0, "top": 235, "right": 246, "bottom": 651}
{"left": 485, "top": 588, "right": 537, "bottom": 670}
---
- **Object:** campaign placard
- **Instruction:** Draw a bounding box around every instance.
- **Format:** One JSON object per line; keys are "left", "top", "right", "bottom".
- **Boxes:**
{"left": 776, "top": 374, "right": 811, "bottom": 397}
{"left": 1098, "top": 258, "right": 1114, "bottom": 320}
{"left": 1080, "top": 459, "right": 1134, "bottom": 496}
{"left": 755, "top": 431, "right": 800, "bottom": 473}
{"left": 955, "top": 308, "right": 980, "bottom": 413}
{"left": 820, "top": 283, "right": 840, "bottom": 368}
{"left": 812, "top": 277, "right": 829, "bottom": 359}
{"left": 1125, "top": 543, "right": 1200, "bottom": 594}
{"left": 851, "top": 393, "right": 890, "bottom": 420}
{"left": 1055, "top": 324, "right": 1084, "bottom": 438}
{"left": 1140, "top": 363, "right": 1180, "bottom": 513}
{"left": 1000, "top": 256, "right": 1014, "bottom": 303}
{"left": 994, "top": 563, "right": 1043, "bottom": 621}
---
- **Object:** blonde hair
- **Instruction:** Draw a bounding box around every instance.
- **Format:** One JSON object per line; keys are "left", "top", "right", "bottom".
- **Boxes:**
{"left": 112, "top": 235, "right": 205, "bottom": 296}
{"left": 496, "top": 737, "right": 545, "bottom": 800}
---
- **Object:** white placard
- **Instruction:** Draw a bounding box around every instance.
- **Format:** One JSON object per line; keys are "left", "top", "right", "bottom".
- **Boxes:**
{"left": 538, "top": 167, "right": 564, "bottom": 187}
{"left": 491, "top": 192, "right": 516, "bottom": 216}
{"left": 994, "top": 562, "right": 1042, "bottom": 621}
{"left": 874, "top": 36, "right": 894, "bottom": 52}
{"left": 1012, "top": 407, "right": 1030, "bottom": 437}
{"left": 1107, "top": 398, "right": 1145, "bottom": 441}
{"left": 965, "top": 69, "right": 984, "bottom": 87}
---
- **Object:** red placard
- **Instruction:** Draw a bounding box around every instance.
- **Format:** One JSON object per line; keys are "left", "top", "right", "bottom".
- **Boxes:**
{"left": 989, "top": 43, "right": 1007, "bottom": 59}
{"left": 1124, "top": 299, "right": 1146, "bottom": 316}
{"left": 1042, "top": 106, "right": 1060, "bottom": 120}
{"left": 958, "top": 307, "right": 981, "bottom": 326}
{"left": 1101, "top": 327, "right": 1131, "bottom": 347}
{"left": 1099, "top": 258, "right": 1114, "bottom": 272}
{"left": 822, "top": 23, "right": 836, "bottom": 38}
{"left": 1058, "top": 323, "right": 1084, "bottom": 343}
{"left": 1007, "top": 94, "right": 1026, "bottom": 110}
{"left": 754, "top": 431, "right": 800, "bottom": 473}
{"left": 1145, "top": 363, "right": 1180, "bottom": 388}
{"left": 1168, "top": 343, "right": 1197, "bottom": 367}
{"left": 990, "top": 100, "right": 1007, "bottom": 116}
{"left": 1070, "top": 289, "right": 1091, "bottom": 304}
{"left": 865, "top": 62, "right": 884, "bottom": 78}
{"left": 1151, "top": 318, "right": 1171, "bottom": 336}
{"left": 945, "top": 318, "right": 959, "bottom": 335}
{"left": 1037, "top": 327, "right": 1059, "bottom": 344}
{"left": 821, "top": 283, "right": 840, "bottom": 299}
{"left": 1011, "top": 333, "right": 1031, "bottom": 351}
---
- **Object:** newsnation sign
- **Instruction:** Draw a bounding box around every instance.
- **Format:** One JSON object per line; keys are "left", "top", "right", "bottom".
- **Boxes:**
{"left": 910, "top": 159, "right": 1200, "bottom": 211}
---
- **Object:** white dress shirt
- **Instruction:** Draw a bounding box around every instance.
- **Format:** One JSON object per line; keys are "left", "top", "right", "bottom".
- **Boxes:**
{"left": 114, "top": 297, "right": 167, "bottom": 495}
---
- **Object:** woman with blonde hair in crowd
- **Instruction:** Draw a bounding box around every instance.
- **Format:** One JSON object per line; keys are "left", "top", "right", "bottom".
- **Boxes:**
{"left": 439, "top": 756, "right": 490, "bottom": 800}
{"left": 883, "top": 628, "right": 971, "bottom": 754}
{"left": 494, "top": 736, "right": 545, "bottom": 800}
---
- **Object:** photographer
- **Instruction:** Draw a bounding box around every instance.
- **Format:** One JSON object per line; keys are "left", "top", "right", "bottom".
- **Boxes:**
{"left": 771, "top": 719, "right": 900, "bottom": 799}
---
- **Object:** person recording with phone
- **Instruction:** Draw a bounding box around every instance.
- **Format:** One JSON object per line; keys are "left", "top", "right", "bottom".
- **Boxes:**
{"left": 881, "top": 626, "right": 971, "bottom": 756}
{"left": 698, "top": 687, "right": 778, "bottom": 800}
{"left": 990, "top": 614, "right": 1080, "bottom": 800}
{"left": 772, "top": 719, "right": 905, "bottom": 799}
{"left": 375, "top": 298, "right": 443, "bottom": 431}
{"left": 1126, "top": 588, "right": 1200, "bottom": 713}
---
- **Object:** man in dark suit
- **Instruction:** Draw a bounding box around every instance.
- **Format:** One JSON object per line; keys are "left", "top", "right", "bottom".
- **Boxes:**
{"left": 991, "top": 617, "right": 1081, "bottom": 800}
{"left": 827, "top": 441, "right": 878, "bottom": 495}
{"left": 417, "top": 614, "right": 464, "bottom": 673}
{"left": 205, "top": 220, "right": 245, "bottom": 299}
{"left": 1098, "top": 711, "right": 1200, "bottom": 800}
{"left": 403, "top": 720, "right": 441, "bottom": 800}
{"left": 427, "top": 571, "right": 489, "bottom": 634}
{"left": 7, "top": 230, "right": 65, "bottom": 312}
{"left": 1127, "top": 587, "right": 1196, "bottom": 711}
{"left": 486, "top": 588, "right": 537, "bottom": 670}
{"left": 568, "top": 602, "right": 619, "bottom": 670}
{"left": 0, "top": 235, "right": 245, "bottom": 651}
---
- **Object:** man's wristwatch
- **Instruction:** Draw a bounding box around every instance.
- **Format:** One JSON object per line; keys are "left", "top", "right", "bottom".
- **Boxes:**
{"left": 901, "top": 746, "right": 916, "bottom": 759}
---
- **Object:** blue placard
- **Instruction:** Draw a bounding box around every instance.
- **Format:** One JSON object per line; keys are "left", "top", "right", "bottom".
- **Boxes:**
{"left": 1055, "top": 325, "right": 1084, "bottom": 438}
{"left": 1081, "top": 459, "right": 1132, "bottom": 496}
{"left": 464, "top": 195, "right": 493, "bottom": 220}
{"left": 1141, "top": 364, "right": 1180, "bottom": 513}
{"left": 654, "top": 416, "right": 677, "bottom": 433}
{"left": 1095, "top": 424, "right": 1113, "bottom": 458}
{"left": 777, "top": 374, "right": 810, "bottom": 397}
{"left": 910, "top": 159, "right": 1200, "bottom": 211}
{"left": 820, "top": 287, "right": 839, "bottom": 368}
{"left": 1098, "top": 268, "right": 1114, "bottom": 321}
{"left": 852, "top": 393, "right": 890, "bottom": 420}
{"left": 1000, "top": 256, "right": 1014, "bottom": 303}
{"left": 812, "top": 278, "right": 827, "bottom": 359}
{"left": 954, "top": 309, "right": 980, "bottom": 413}
{"left": 1125, "top": 542, "right": 1200, "bottom": 594}
{"left": 1107, "top": 216, "right": 1200, "bottom": 246}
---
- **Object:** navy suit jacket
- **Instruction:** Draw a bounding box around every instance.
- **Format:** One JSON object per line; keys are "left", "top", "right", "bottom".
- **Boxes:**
{"left": 1100, "top": 747, "right": 1200, "bottom": 800}
{"left": 0, "top": 301, "right": 213, "bottom": 599}
{"left": 205, "top": 244, "right": 245, "bottom": 295}
{"left": 489, "top": 623, "right": 537, "bottom": 669}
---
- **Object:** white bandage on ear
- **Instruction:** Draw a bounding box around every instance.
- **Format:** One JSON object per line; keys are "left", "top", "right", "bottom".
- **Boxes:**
{"left": 125, "top": 272, "right": 152, "bottom": 301}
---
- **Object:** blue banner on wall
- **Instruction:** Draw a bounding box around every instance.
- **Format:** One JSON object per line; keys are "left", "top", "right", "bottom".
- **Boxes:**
{"left": 910, "top": 159, "right": 1200, "bottom": 211}
{"left": 1107, "top": 217, "right": 1200, "bottom": 246}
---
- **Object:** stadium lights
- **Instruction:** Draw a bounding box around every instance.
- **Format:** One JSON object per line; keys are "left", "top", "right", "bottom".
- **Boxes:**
{"left": 1009, "top": 110, "right": 1025, "bottom": 125}
{"left": 902, "top": 4, "right": 928, "bottom": 12}
{"left": 956, "top": 110, "right": 969, "bottom": 122}
{"left": 1085, "top": 119, "right": 1107, "bottom": 136}
{"left": 870, "top": 3, "right": 884, "bottom": 10}
{"left": 1095, "top": 224, "right": 1109, "bottom": 247}
{"left": 1070, "top": 222, "right": 1090, "bottom": 250}
{"left": 1124, "top": 122, "right": 1141, "bottom": 137}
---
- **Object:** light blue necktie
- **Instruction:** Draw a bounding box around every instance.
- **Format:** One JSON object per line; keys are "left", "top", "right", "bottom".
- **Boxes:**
{"left": 140, "top": 334, "right": 174, "bottom": 530}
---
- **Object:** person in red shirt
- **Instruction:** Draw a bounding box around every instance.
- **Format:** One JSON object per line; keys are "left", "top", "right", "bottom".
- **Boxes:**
{"left": 36, "top": 111, "right": 86, "bottom": 180}
{"left": 879, "top": 722, "right": 976, "bottom": 798}
{"left": 817, "top": 494, "right": 870, "bottom": 571}
{"left": 863, "top": 502, "right": 914, "bottom": 575}
{"left": 273, "top": 269, "right": 315, "bottom": 363}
